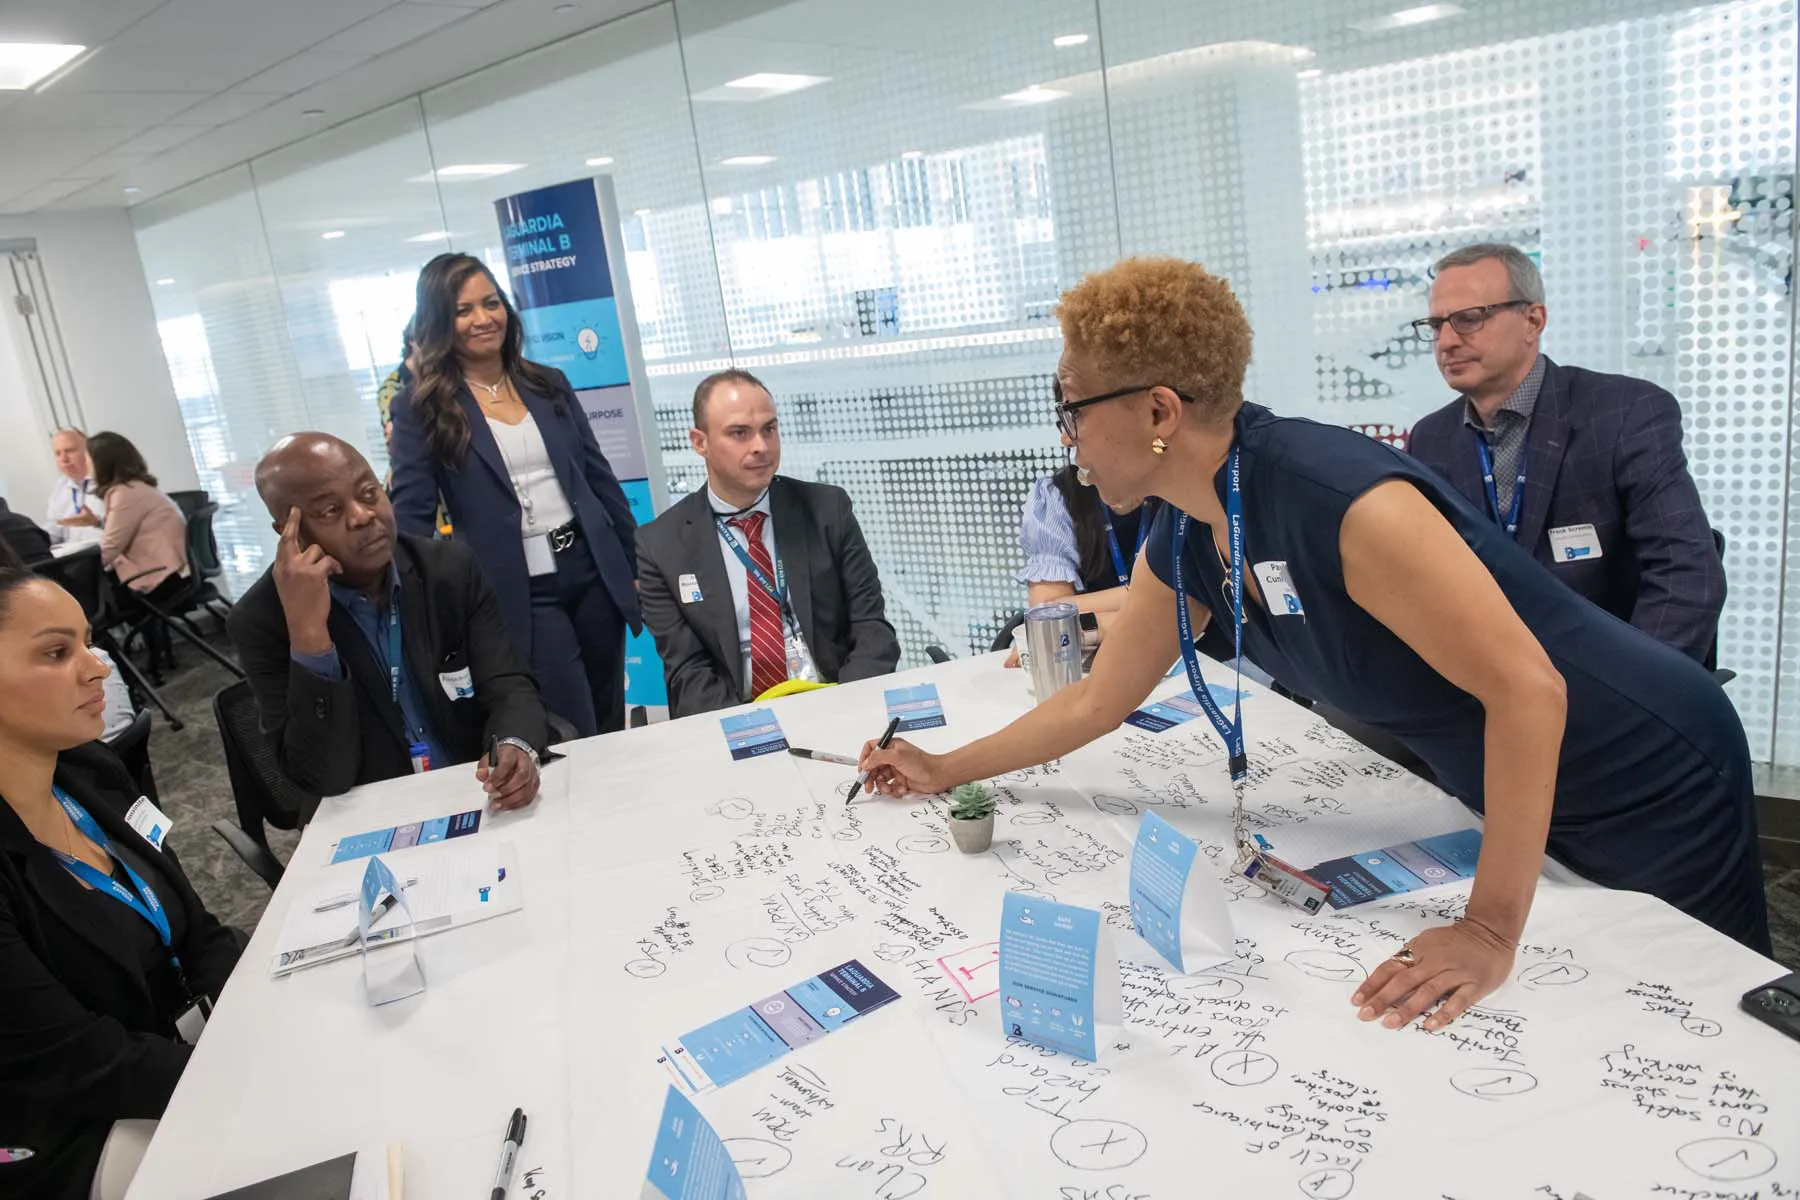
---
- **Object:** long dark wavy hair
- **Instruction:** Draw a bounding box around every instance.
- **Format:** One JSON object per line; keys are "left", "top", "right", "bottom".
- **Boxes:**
{"left": 87, "top": 431, "right": 157, "bottom": 494}
{"left": 1048, "top": 463, "right": 1159, "bottom": 586}
{"left": 406, "top": 253, "right": 556, "bottom": 465}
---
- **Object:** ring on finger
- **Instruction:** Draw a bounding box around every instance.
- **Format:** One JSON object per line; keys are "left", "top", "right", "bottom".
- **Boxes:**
{"left": 1389, "top": 947, "right": 1418, "bottom": 966}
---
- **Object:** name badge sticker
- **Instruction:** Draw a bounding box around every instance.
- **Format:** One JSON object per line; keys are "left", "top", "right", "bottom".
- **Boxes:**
{"left": 1252, "top": 560, "right": 1304, "bottom": 616}
{"left": 438, "top": 666, "right": 475, "bottom": 701}
{"left": 1548, "top": 523, "right": 1603, "bottom": 562}
{"left": 124, "top": 796, "right": 174, "bottom": 851}
{"left": 678, "top": 573, "right": 704, "bottom": 604}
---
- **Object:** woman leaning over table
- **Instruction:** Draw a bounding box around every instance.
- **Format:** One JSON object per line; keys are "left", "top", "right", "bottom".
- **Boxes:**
{"left": 860, "top": 256, "right": 1766, "bottom": 1034}
{"left": 0, "top": 568, "right": 243, "bottom": 1199}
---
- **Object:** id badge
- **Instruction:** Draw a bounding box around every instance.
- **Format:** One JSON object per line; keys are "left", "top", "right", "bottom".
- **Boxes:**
{"left": 174, "top": 995, "right": 212, "bottom": 1045}
{"left": 1242, "top": 851, "right": 1332, "bottom": 914}
{"left": 124, "top": 796, "right": 175, "bottom": 851}
{"left": 408, "top": 741, "right": 432, "bottom": 774}
{"left": 1548, "top": 523, "right": 1603, "bottom": 563}
{"left": 438, "top": 665, "right": 474, "bottom": 701}
{"left": 784, "top": 627, "right": 821, "bottom": 684}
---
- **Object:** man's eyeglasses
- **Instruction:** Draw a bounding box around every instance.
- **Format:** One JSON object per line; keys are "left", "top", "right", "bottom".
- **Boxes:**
{"left": 1053, "top": 379, "right": 1192, "bottom": 441}
{"left": 1410, "top": 299, "right": 1531, "bottom": 342}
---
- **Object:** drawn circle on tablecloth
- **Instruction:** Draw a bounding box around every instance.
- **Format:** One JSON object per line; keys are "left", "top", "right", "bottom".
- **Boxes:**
{"left": 689, "top": 885, "right": 726, "bottom": 902}
{"left": 710, "top": 797, "right": 756, "bottom": 820}
{"left": 1093, "top": 795, "right": 1139, "bottom": 816}
{"left": 723, "top": 1138, "right": 793, "bottom": 1179}
{"left": 1297, "top": 1167, "right": 1355, "bottom": 1198}
{"left": 1675, "top": 1138, "right": 1777, "bottom": 1182}
{"left": 623, "top": 958, "right": 665, "bottom": 979}
{"left": 1210, "top": 1049, "right": 1279, "bottom": 1086}
{"left": 1680, "top": 1015, "right": 1722, "bottom": 1038}
{"left": 725, "top": 937, "right": 792, "bottom": 970}
{"left": 1282, "top": 949, "right": 1368, "bottom": 983}
{"left": 1450, "top": 1067, "right": 1539, "bottom": 1100}
{"left": 897, "top": 833, "right": 951, "bottom": 854}
{"left": 1049, "top": 1119, "right": 1148, "bottom": 1171}
{"left": 1010, "top": 809, "right": 1056, "bottom": 826}
{"left": 1517, "top": 961, "right": 1589, "bottom": 988}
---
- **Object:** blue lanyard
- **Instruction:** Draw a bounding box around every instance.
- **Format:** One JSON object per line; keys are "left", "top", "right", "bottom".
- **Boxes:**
{"left": 1100, "top": 505, "right": 1152, "bottom": 588}
{"left": 1173, "top": 448, "right": 1247, "bottom": 783}
{"left": 379, "top": 602, "right": 423, "bottom": 748}
{"left": 70, "top": 482, "right": 86, "bottom": 512}
{"left": 51, "top": 787, "right": 174, "bottom": 953}
{"left": 716, "top": 516, "right": 792, "bottom": 622}
{"left": 1474, "top": 436, "right": 1526, "bottom": 539}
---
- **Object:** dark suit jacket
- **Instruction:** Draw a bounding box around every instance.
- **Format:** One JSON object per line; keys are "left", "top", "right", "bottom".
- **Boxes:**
{"left": 637, "top": 477, "right": 901, "bottom": 718}
{"left": 388, "top": 366, "right": 643, "bottom": 663}
{"left": 0, "top": 498, "right": 51, "bottom": 565}
{"left": 1407, "top": 356, "right": 1725, "bottom": 663}
{"left": 0, "top": 742, "right": 243, "bottom": 1200}
{"left": 227, "top": 534, "right": 549, "bottom": 800}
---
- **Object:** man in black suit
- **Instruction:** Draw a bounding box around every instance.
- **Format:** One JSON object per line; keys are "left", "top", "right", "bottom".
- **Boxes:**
{"left": 1405, "top": 243, "right": 1725, "bottom": 664}
{"left": 227, "top": 433, "right": 548, "bottom": 803}
{"left": 638, "top": 370, "right": 900, "bottom": 718}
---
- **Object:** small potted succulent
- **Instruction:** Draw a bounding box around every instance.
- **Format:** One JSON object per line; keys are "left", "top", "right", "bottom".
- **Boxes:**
{"left": 947, "top": 783, "right": 997, "bottom": 853}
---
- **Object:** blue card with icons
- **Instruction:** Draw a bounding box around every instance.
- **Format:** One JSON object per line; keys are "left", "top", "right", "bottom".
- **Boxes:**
{"left": 643, "top": 1086, "right": 745, "bottom": 1200}
{"left": 1125, "top": 684, "right": 1249, "bottom": 732}
{"left": 997, "top": 893, "right": 1117, "bottom": 1062}
{"left": 884, "top": 683, "right": 947, "bottom": 731}
{"left": 719, "top": 708, "right": 788, "bottom": 760}
{"left": 1129, "top": 811, "right": 1199, "bottom": 970}
{"left": 1311, "top": 828, "right": 1483, "bottom": 908}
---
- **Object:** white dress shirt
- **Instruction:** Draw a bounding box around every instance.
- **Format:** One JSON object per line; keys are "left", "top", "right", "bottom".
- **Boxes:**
{"left": 44, "top": 476, "right": 105, "bottom": 546}
{"left": 708, "top": 486, "right": 780, "bottom": 693}
{"left": 487, "top": 413, "right": 576, "bottom": 576}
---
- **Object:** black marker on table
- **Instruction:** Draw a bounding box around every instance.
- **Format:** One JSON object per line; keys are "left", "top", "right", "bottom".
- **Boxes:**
{"left": 788, "top": 747, "right": 859, "bottom": 767}
{"left": 849, "top": 716, "right": 901, "bottom": 804}
{"left": 490, "top": 1106, "right": 526, "bottom": 1200}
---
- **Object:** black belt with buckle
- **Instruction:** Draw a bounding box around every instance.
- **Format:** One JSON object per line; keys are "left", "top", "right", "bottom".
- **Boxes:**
{"left": 547, "top": 520, "right": 582, "bottom": 553}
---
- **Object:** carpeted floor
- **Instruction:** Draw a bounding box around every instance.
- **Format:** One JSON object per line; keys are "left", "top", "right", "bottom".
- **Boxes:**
{"left": 140, "top": 627, "right": 1800, "bottom": 966}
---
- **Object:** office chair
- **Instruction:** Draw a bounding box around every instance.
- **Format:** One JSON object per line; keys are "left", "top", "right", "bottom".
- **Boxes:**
{"left": 106, "top": 709, "right": 159, "bottom": 804}
{"left": 175, "top": 501, "right": 233, "bottom": 631}
{"left": 34, "top": 547, "right": 186, "bottom": 730}
{"left": 210, "top": 680, "right": 314, "bottom": 888}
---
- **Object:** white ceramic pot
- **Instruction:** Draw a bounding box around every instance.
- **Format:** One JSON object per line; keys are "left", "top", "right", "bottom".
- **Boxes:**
{"left": 949, "top": 813, "right": 995, "bottom": 853}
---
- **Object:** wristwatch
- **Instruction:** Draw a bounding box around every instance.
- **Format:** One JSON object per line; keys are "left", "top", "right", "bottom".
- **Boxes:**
{"left": 494, "top": 737, "right": 540, "bottom": 770}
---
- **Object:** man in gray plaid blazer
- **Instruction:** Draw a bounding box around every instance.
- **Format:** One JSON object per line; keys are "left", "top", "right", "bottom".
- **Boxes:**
{"left": 1405, "top": 243, "right": 1726, "bottom": 665}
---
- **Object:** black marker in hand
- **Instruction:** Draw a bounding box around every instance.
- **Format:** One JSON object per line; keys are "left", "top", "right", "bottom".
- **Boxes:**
{"left": 849, "top": 716, "right": 901, "bottom": 803}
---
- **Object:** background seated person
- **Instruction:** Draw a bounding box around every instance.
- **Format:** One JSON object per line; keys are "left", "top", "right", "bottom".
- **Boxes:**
{"left": 227, "top": 434, "right": 547, "bottom": 807}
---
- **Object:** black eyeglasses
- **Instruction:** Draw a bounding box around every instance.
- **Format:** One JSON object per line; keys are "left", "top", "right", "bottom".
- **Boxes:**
{"left": 1410, "top": 299, "right": 1531, "bottom": 342}
{"left": 1054, "top": 379, "right": 1192, "bottom": 441}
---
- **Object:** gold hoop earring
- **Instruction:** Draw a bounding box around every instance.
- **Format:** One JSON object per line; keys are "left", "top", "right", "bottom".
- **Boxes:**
{"left": 1150, "top": 437, "right": 1168, "bottom": 455}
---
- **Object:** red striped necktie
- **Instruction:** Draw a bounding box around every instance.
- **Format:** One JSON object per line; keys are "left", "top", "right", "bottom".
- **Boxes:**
{"left": 729, "top": 511, "right": 788, "bottom": 697}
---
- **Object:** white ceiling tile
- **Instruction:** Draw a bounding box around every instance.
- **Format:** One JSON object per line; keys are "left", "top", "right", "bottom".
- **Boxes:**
{"left": 56, "top": 46, "right": 292, "bottom": 93}
{"left": 165, "top": 91, "right": 282, "bottom": 127}
{"left": 114, "top": 0, "right": 394, "bottom": 54}
{"left": 117, "top": 125, "right": 211, "bottom": 155}
{"left": 0, "top": 0, "right": 171, "bottom": 52}
{"left": 313, "top": 3, "right": 468, "bottom": 57}
{"left": 6, "top": 90, "right": 208, "bottom": 130}
{"left": 232, "top": 50, "right": 370, "bottom": 96}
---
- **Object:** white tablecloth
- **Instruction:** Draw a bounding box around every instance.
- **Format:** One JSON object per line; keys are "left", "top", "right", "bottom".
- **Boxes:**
{"left": 127, "top": 654, "right": 1799, "bottom": 1199}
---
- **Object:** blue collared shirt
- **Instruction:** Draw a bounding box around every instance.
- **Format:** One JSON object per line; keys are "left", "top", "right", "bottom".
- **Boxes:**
{"left": 291, "top": 564, "right": 449, "bottom": 767}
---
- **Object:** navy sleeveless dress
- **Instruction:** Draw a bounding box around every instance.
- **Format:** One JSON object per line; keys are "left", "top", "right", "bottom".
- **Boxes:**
{"left": 1144, "top": 403, "right": 1768, "bottom": 953}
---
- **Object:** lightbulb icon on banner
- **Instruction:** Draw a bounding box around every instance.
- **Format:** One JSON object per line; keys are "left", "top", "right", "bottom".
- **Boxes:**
{"left": 577, "top": 327, "right": 600, "bottom": 359}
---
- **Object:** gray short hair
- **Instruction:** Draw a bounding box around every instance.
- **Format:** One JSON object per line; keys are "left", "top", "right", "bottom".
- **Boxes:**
{"left": 1432, "top": 243, "right": 1544, "bottom": 305}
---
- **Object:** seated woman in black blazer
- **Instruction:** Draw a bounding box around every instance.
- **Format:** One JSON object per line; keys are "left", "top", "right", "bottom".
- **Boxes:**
{"left": 0, "top": 568, "right": 243, "bottom": 1200}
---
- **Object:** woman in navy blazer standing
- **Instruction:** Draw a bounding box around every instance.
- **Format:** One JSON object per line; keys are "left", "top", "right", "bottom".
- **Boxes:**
{"left": 389, "top": 253, "right": 642, "bottom": 737}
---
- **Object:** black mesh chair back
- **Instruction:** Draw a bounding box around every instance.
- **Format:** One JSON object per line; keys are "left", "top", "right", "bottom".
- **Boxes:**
{"left": 33, "top": 545, "right": 108, "bottom": 623}
{"left": 989, "top": 611, "right": 1027, "bottom": 654}
{"left": 185, "top": 502, "right": 225, "bottom": 581}
{"left": 167, "top": 490, "right": 210, "bottom": 520}
{"left": 213, "top": 680, "right": 317, "bottom": 840}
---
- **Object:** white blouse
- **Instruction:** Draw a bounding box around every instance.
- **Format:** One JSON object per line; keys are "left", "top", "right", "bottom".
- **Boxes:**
{"left": 486, "top": 413, "right": 576, "bottom": 536}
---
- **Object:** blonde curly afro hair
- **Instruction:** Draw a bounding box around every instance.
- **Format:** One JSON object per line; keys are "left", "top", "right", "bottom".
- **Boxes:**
{"left": 1056, "top": 257, "right": 1253, "bottom": 427}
